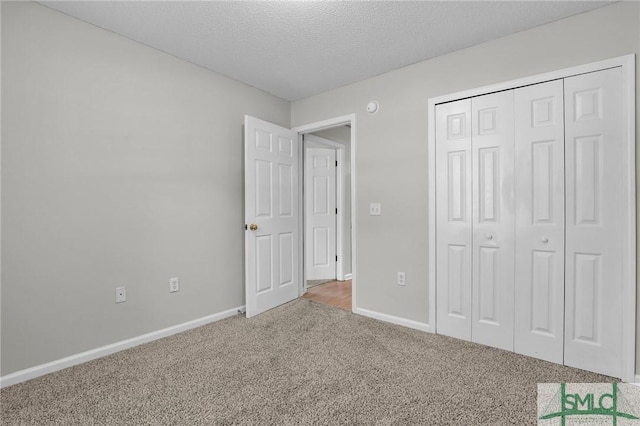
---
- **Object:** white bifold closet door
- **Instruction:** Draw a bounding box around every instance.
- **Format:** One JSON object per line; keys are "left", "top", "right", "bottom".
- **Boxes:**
{"left": 435, "top": 99, "right": 473, "bottom": 341}
{"left": 563, "top": 68, "right": 623, "bottom": 378}
{"left": 471, "top": 91, "right": 515, "bottom": 351}
{"left": 513, "top": 80, "right": 565, "bottom": 363}
{"left": 436, "top": 91, "right": 515, "bottom": 351}
{"left": 435, "top": 67, "right": 624, "bottom": 378}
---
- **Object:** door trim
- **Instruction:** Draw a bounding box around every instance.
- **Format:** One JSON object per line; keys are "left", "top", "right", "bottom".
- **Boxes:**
{"left": 304, "top": 134, "right": 346, "bottom": 282}
{"left": 427, "top": 54, "right": 636, "bottom": 382}
{"left": 293, "top": 114, "right": 357, "bottom": 311}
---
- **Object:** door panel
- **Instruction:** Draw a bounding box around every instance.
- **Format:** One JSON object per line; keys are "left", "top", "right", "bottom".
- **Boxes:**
{"left": 436, "top": 99, "right": 472, "bottom": 340}
{"left": 478, "top": 147, "right": 499, "bottom": 222}
{"left": 514, "top": 79, "right": 565, "bottom": 363}
{"left": 574, "top": 136, "right": 600, "bottom": 224}
{"left": 245, "top": 116, "right": 299, "bottom": 317}
{"left": 446, "top": 244, "right": 466, "bottom": 317}
{"left": 279, "top": 164, "right": 293, "bottom": 216}
{"left": 564, "top": 68, "right": 623, "bottom": 377}
{"left": 448, "top": 151, "right": 467, "bottom": 221}
{"left": 573, "top": 253, "right": 600, "bottom": 341}
{"left": 471, "top": 90, "right": 515, "bottom": 351}
{"left": 305, "top": 148, "right": 337, "bottom": 280}
{"left": 279, "top": 232, "right": 294, "bottom": 286}
{"left": 478, "top": 246, "right": 498, "bottom": 323}
{"left": 530, "top": 251, "right": 553, "bottom": 331}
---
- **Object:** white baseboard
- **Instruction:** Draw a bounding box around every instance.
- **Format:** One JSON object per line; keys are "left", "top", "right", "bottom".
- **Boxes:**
{"left": 634, "top": 374, "right": 640, "bottom": 385}
{"left": 343, "top": 273, "right": 353, "bottom": 280}
{"left": 0, "top": 305, "right": 245, "bottom": 389}
{"left": 354, "top": 307, "right": 432, "bottom": 333}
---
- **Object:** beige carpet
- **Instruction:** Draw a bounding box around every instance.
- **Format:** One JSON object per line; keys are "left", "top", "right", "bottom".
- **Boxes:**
{"left": 1, "top": 299, "right": 613, "bottom": 425}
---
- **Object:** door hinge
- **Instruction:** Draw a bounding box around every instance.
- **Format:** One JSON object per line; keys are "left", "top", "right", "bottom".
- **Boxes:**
{"left": 336, "top": 160, "right": 338, "bottom": 167}
{"left": 336, "top": 208, "right": 338, "bottom": 214}
{"left": 336, "top": 255, "right": 338, "bottom": 261}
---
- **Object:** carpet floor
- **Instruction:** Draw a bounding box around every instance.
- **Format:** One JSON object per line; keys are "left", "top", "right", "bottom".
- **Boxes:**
{"left": 0, "top": 299, "right": 613, "bottom": 425}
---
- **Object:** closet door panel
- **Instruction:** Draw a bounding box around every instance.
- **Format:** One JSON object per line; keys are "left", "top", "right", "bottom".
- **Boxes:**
{"left": 564, "top": 68, "right": 623, "bottom": 378}
{"left": 471, "top": 90, "right": 515, "bottom": 351}
{"left": 514, "top": 80, "right": 565, "bottom": 363}
{"left": 436, "top": 100, "right": 473, "bottom": 341}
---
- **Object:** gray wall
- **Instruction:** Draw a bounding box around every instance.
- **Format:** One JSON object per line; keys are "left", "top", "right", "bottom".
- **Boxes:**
{"left": 1, "top": 2, "right": 290, "bottom": 375}
{"left": 291, "top": 2, "right": 640, "bottom": 373}
{"left": 310, "top": 126, "right": 352, "bottom": 276}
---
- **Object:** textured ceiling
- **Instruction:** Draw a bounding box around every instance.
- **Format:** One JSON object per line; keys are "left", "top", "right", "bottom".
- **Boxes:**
{"left": 40, "top": 1, "right": 611, "bottom": 101}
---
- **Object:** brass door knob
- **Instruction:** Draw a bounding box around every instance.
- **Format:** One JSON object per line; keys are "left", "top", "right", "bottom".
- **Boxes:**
{"left": 249, "top": 224, "right": 258, "bottom": 231}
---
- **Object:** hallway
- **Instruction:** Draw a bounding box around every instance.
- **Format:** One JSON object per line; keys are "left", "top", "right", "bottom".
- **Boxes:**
{"left": 303, "top": 280, "right": 352, "bottom": 311}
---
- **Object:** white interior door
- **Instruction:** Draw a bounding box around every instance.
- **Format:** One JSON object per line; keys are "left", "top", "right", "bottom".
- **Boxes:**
{"left": 244, "top": 115, "right": 299, "bottom": 318}
{"left": 471, "top": 90, "right": 515, "bottom": 351}
{"left": 564, "top": 68, "right": 623, "bottom": 377}
{"left": 305, "top": 147, "right": 337, "bottom": 281}
{"left": 514, "top": 80, "right": 565, "bottom": 363}
{"left": 435, "top": 99, "right": 473, "bottom": 341}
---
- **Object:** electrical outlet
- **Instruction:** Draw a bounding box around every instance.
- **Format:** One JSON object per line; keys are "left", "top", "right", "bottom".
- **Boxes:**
{"left": 369, "top": 203, "right": 382, "bottom": 216}
{"left": 115, "top": 286, "right": 127, "bottom": 303}
{"left": 397, "top": 272, "right": 406, "bottom": 286}
{"left": 169, "top": 277, "right": 180, "bottom": 293}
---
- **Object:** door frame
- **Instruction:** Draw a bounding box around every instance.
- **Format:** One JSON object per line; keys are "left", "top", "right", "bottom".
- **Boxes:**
{"left": 303, "top": 134, "right": 346, "bottom": 283}
{"left": 427, "top": 54, "right": 636, "bottom": 382}
{"left": 293, "top": 114, "right": 357, "bottom": 311}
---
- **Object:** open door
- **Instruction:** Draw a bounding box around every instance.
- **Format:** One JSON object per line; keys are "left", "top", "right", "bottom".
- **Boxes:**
{"left": 304, "top": 147, "right": 337, "bottom": 281}
{"left": 244, "top": 116, "right": 300, "bottom": 318}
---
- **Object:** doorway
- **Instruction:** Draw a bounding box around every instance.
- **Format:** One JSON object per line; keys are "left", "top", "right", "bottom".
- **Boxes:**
{"left": 304, "top": 128, "right": 352, "bottom": 284}
{"left": 293, "top": 115, "right": 356, "bottom": 311}
{"left": 301, "top": 127, "right": 352, "bottom": 309}
{"left": 244, "top": 114, "right": 356, "bottom": 317}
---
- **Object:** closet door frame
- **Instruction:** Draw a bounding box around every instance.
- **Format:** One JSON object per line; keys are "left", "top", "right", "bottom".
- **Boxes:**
{"left": 427, "top": 54, "right": 636, "bottom": 382}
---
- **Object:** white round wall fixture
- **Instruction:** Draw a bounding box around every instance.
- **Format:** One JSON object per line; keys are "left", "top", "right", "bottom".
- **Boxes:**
{"left": 366, "top": 100, "right": 379, "bottom": 115}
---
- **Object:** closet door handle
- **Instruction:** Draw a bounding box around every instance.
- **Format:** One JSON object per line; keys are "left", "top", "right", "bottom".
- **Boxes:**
{"left": 486, "top": 233, "right": 493, "bottom": 240}
{"left": 541, "top": 236, "right": 549, "bottom": 243}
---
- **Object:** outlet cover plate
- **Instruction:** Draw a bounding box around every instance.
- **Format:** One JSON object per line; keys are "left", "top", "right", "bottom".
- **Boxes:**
{"left": 116, "top": 286, "right": 127, "bottom": 303}
{"left": 397, "top": 272, "right": 406, "bottom": 286}
{"left": 169, "top": 277, "right": 180, "bottom": 293}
